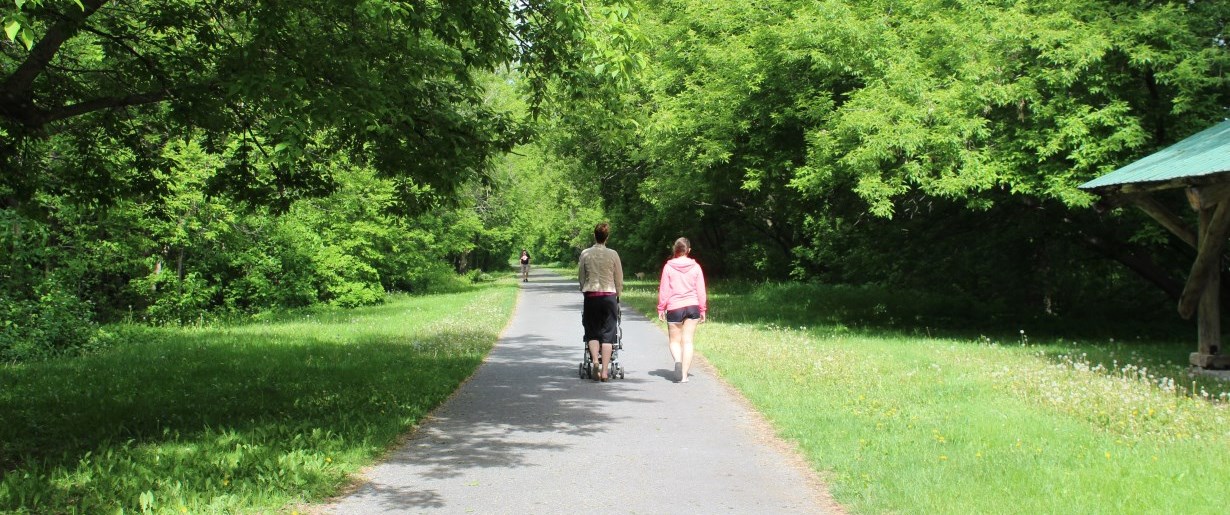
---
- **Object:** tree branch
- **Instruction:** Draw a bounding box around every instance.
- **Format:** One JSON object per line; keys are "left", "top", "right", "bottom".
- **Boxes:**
{"left": 2, "top": 0, "right": 110, "bottom": 97}
{"left": 1078, "top": 230, "right": 1183, "bottom": 301}
{"left": 43, "top": 89, "right": 168, "bottom": 125}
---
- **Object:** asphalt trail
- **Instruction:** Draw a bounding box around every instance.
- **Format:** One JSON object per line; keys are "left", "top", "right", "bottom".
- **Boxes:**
{"left": 324, "top": 269, "right": 834, "bottom": 514}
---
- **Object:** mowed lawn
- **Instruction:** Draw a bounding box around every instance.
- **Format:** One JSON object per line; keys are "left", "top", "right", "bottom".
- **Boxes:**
{"left": 0, "top": 281, "right": 518, "bottom": 514}
{"left": 619, "top": 279, "right": 1230, "bottom": 514}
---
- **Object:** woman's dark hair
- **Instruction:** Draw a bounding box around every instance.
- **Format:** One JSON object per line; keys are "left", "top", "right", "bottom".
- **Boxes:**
{"left": 594, "top": 222, "right": 611, "bottom": 243}
{"left": 672, "top": 237, "right": 690, "bottom": 258}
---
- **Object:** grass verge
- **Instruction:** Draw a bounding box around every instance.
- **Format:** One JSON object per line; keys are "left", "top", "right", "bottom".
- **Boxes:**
{"left": 619, "top": 279, "right": 1230, "bottom": 514}
{"left": 0, "top": 280, "right": 518, "bottom": 513}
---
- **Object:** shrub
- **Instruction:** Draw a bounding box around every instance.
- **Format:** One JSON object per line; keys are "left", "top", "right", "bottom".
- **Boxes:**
{"left": 466, "top": 269, "right": 494, "bottom": 283}
{"left": 313, "top": 247, "right": 385, "bottom": 308}
{"left": 0, "top": 282, "right": 98, "bottom": 362}
{"left": 131, "top": 271, "right": 218, "bottom": 325}
{"left": 407, "top": 264, "right": 473, "bottom": 294}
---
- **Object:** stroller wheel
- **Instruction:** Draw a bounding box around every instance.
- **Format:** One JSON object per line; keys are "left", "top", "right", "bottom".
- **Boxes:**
{"left": 579, "top": 363, "right": 587, "bottom": 379}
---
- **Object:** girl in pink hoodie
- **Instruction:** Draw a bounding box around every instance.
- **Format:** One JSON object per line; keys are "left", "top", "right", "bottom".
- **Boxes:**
{"left": 657, "top": 237, "right": 707, "bottom": 383}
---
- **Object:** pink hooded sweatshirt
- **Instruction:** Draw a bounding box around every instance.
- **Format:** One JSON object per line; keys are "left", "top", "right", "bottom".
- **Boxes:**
{"left": 657, "top": 256, "right": 707, "bottom": 314}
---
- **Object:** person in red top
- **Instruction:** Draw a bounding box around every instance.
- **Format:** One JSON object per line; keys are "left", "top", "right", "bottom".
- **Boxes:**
{"left": 657, "top": 237, "right": 707, "bottom": 383}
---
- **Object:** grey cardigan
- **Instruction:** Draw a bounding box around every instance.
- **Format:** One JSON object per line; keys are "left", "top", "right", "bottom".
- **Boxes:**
{"left": 578, "top": 244, "right": 624, "bottom": 295}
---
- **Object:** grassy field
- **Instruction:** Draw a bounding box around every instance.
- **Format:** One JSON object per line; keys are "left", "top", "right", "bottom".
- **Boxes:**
{"left": 618, "top": 278, "right": 1230, "bottom": 514}
{"left": 0, "top": 280, "right": 518, "bottom": 514}
{"left": 6, "top": 266, "right": 1228, "bottom": 513}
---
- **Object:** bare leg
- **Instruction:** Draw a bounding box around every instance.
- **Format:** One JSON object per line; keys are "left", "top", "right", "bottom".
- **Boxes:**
{"left": 587, "top": 340, "right": 601, "bottom": 380}
{"left": 667, "top": 322, "right": 683, "bottom": 364}
{"left": 679, "top": 318, "right": 699, "bottom": 382}
{"left": 600, "top": 343, "right": 614, "bottom": 380}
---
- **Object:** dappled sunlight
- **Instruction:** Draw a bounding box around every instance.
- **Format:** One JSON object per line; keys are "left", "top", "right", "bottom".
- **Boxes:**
{"left": 0, "top": 287, "right": 517, "bottom": 512}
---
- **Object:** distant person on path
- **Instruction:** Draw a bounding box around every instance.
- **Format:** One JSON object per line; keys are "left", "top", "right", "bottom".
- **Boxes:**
{"left": 657, "top": 237, "right": 707, "bottom": 383}
{"left": 578, "top": 223, "right": 624, "bottom": 381}
{"left": 520, "top": 249, "right": 531, "bottom": 282}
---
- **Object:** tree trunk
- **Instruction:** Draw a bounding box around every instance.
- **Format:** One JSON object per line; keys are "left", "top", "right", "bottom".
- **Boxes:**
{"left": 1079, "top": 231, "right": 1183, "bottom": 301}
{"left": 176, "top": 247, "right": 185, "bottom": 295}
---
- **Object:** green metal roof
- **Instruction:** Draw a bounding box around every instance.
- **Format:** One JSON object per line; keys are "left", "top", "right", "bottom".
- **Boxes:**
{"left": 1080, "top": 119, "right": 1230, "bottom": 191}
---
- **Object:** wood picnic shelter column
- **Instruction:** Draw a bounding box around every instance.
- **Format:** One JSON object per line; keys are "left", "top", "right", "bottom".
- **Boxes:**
{"left": 1185, "top": 186, "right": 1230, "bottom": 368}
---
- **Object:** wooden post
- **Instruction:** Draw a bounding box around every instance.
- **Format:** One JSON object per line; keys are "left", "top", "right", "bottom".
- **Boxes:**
{"left": 1178, "top": 199, "right": 1230, "bottom": 319}
{"left": 1190, "top": 205, "right": 1230, "bottom": 368}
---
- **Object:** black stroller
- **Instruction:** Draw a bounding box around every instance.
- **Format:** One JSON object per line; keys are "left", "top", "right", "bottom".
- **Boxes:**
{"left": 579, "top": 304, "right": 625, "bottom": 380}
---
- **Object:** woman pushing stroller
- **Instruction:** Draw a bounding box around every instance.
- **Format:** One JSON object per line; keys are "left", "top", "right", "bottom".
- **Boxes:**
{"left": 578, "top": 222, "right": 623, "bottom": 381}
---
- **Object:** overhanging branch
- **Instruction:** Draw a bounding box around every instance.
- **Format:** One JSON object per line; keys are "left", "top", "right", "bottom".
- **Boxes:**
{"left": 1, "top": 0, "right": 110, "bottom": 97}
{"left": 45, "top": 90, "right": 169, "bottom": 125}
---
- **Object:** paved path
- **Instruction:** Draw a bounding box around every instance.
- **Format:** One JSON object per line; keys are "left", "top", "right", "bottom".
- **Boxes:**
{"left": 325, "top": 270, "right": 834, "bottom": 514}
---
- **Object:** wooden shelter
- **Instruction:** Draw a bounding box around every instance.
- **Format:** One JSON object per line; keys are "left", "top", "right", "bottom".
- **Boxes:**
{"left": 1080, "top": 120, "right": 1230, "bottom": 368}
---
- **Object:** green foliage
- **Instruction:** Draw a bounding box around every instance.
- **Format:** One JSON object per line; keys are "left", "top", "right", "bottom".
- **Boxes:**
{"left": 313, "top": 247, "right": 384, "bottom": 308}
{"left": 0, "top": 0, "right": 611, "bottom": 359}
{"left": 0, "top": 279, "right": 98, "bottom": 362}
{"left": 519, "top": 0, "right": 1229, "bottom": 316}
{"left": 220, "top": 221, "right": 320, "bottom": 311}
{"left": 489, "top": 143, "right": 607, "bottom": 263}
{"left": 132, "top": 272, "right": 219, "bottom": 325}
{"left": 1, "top": 0, "right": 1224, "bottom": 355}
{"left": 0, "top": 0, "right": 597, "bottom": 203}
{"left": 0, "top": 127, "right": 515, "bottom": 343}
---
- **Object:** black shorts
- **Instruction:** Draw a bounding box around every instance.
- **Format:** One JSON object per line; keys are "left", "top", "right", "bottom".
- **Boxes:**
{"left": 582, "top": 295, "right": 620, "bottom": 344}
{"left": 665, "top": 305, "right": 701, "bottom": 324}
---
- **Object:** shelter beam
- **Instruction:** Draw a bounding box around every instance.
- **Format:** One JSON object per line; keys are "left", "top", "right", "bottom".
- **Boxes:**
{"left": 1129, "top": 194, "right": 1197, "bottom": 249}
{"left": 1186, "top": 184, "right": 1230, "bottom": 211}
{"left": 1179, "top": 201, "right": 1230, "bottom": 319}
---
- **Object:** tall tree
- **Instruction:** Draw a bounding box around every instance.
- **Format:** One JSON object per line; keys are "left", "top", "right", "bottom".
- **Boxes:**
{"left": 1, "top": 0, "right": 592, "bottom": 210}
{"left": 536, "top": 0, "right": 1228, "bottom": 312}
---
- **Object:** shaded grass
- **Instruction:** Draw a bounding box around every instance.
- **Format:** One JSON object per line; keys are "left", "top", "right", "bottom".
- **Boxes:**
{"left": 0, "top": 281, "right": 518, "bottom": 513}
{"left": 700, "top": 279, "right": 1190, "bottom": 342}
{"left": 620, "top": 279, "right": 1230, "bottom": 514}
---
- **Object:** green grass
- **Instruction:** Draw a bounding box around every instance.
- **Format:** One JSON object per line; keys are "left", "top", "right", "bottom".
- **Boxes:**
{"left": 0, "top": 280, "right": 518, "bottom": 514}
{"left": 620, "top": 279, "right": 1230, "bottom": 514}
{"left": 8, "top": 268, "right": 1224, "bottom": 513}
